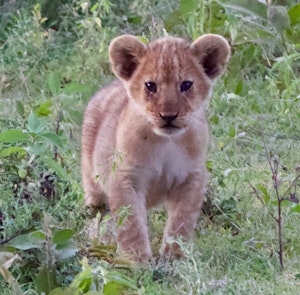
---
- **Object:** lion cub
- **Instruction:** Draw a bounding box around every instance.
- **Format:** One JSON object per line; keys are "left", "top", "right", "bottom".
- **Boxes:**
{"left": 81, "top": 34, "right": 230, "bottom": 262}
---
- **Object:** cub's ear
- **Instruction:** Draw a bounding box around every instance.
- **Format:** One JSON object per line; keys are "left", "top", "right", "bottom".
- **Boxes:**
{"left": 191, "top": 34, "right": 230, "bottom": 80}
{"left": 109, "top": 35, "right": 146, "bottom": 81}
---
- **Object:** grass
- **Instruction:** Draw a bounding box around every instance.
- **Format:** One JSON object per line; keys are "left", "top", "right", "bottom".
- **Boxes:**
{"left": 1, "top": 0, "right": 300, "bottom": 294}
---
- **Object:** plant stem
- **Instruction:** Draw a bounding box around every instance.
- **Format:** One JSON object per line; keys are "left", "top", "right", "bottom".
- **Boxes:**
{"left": 277, "top": 198, "right": 284, "bottom": 271}
{"left": 259, "top": 122, "right": 284, "bottom": 271}
{"left": 272, "top": 160, "right": 284, "bottom": 271}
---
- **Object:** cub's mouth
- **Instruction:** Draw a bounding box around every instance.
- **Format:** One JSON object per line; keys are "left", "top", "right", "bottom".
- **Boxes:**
{"left": 161, "top": 123, "right": 180, "bottom": 130}
{"left": 155, "top": 123, "right": 184, "bottom": 136}
{"left": 151, "top": 112, "right": 186, "bottom": 136}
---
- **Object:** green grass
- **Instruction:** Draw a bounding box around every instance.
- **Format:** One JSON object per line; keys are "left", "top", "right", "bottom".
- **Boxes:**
{"left": 1, "top": 0, "right": 300, "bottom": 294}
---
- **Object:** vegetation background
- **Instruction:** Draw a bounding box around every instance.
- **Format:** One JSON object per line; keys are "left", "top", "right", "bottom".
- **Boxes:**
{"left": 0, "top": 0, "right": 300, "bottom": 294}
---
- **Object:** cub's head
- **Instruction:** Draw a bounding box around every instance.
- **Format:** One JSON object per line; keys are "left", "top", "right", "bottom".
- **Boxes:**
{"left": 109, "top": 34, "right": 230, "bottom": 136}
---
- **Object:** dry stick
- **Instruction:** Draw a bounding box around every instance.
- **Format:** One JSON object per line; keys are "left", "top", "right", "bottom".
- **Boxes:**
{"left": 254, "top": 128, "right": 300, "bottom": 271}
{"left": 272, "top": 159, "right": 284, "bottom": 272}
{"left": 53, "top": 118, "right": 60, "bottom": 160}
{"left": 258, "top": 123, "right": 284, "bottom": 271}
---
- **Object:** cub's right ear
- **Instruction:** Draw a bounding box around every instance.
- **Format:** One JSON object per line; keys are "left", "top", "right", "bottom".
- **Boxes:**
{"left": 109, "top": 35, "right": 146, "bottom": 81}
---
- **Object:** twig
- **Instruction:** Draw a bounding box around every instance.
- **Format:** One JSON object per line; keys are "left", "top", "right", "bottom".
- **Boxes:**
{"left": 248, "top": 180, "right": 278, "bottom": 223}
{"left": 283, "top": 174, "right": 300, "bottom": 198}
{"left": 257, "top": 122, "right": 284, "bottom": 271}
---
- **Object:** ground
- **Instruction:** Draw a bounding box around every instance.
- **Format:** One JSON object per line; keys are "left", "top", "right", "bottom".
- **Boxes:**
{"left": 1, "top": 0, "right": 300, "bottom": 294}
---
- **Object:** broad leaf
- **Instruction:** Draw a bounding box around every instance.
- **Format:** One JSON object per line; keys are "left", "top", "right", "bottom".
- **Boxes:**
{"left": 70, "top": 267, "right": 93, "bottom": 293}
{"left": 49, "top": 72, "right": 61, "bottom": 95}
{"left": 105, "top": 271, "right": 137, "bottom": 290}
{"left": 179, "top": 0, "right": 199, "bottom": 16}
{"left": 291, "top": 205, "right": 300, "bottom": 213}
{"left": 53, "top": 229, "right": 75, "bottom": 244}
{"left": 220, "top": 0, "right": 267, "bottom": 20}
{"left": 63, "top": 82, "right": 92, "bottom": 95}
{"left": 35, "top": 100, "right": 53, "bottom": 116}
{"left": 288, "top": 3, "right": 300, "bottom": 26}
{"left": 103, "top": 281, "right": 126, "bottom": 295}
{"left": 49, "top": 287, "right": 78, "bottom": 295}
{"left": 55, "top": 240, "right": 78, "bottom": 260}
{"left": 268, "top": 6, "right": 290, "bottom": 34}
{"left": 8, "top": 231, "right": 45, "bottom": 250}
{"left": 35, "top": 265, "right": 58, "bottom": 294}
{"left": 27, "top": 112, "right": 45, "bottom": 134}
{"left": 41, "top": 156, "right": 69, "bottom": 181}
{"left": 0, "top": 129, "right": 30, "bottom": 143}
{"left": 39, "top": 132, "right": 64, "bottom": 148}
{"left": 0, "top": 146, "right": 27, "bottom": 157}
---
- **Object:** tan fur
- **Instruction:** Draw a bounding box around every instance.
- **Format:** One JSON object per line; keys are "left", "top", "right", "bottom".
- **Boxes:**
{"left": 81, "top": 34, "right": 230, "bottom": 262}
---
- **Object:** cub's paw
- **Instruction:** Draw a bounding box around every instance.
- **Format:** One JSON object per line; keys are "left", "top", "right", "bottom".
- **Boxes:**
{"left": 160, "top": 240, "right": 186, "bottom": 261}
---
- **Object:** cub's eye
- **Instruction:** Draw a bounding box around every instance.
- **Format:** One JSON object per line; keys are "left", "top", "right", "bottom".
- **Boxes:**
{"left": 145, "top": 82, "right": 157, "bottom": 93}
{"left": 180, "top": 81, "right": 193, "bottom": 92}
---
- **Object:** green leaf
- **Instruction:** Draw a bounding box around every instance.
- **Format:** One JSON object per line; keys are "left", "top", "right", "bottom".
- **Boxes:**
{"left": 271, "top": 200, "right": 290, "bottom": 207}
{"left": 179, "top": 0, "right": 199, "bottom": 16}
{"left": 16, "top": 100, "right": 25, "bottom": 117}
{"left": 165, "top": 10, "right": 182, "bottom": 31}
{"left": 0, "top": 146, "right": 27, "bottom": 157}
{"left": 234, "top": 80, "right": 243, "bottom": 95}
{"left": 48, "top": 72, "right": 61, "bottom": 95}
{"left": 268, "top": 6, "right": 290, "bottom": 34}
{"left": 8, "top": 231, "right": 45, "bottom": 250}
{"left": 229, "top": 126, "right": 236, "bottom": 138}
{"left": 41, "top": 157, "right": 69, "bottom": 181}
{"left": 291, "top": 205, "right": 300, "bottom": 213}
{"left": 55, "top": 240, "right": 78, "bottom": 260}
{"left": 39, "top": 132, "right": 64, "bottom": 148}
{"left": 220, "top": 0, "right": 267, "bottom": 20}
{"left": 35, "top": 100, "right": 53, "bottom": 116}
{"left": 27, "top": 112, "right": 45, "bottom": 134}
{"left": 49, "top": 287, "right": 76, "bottom": 295}
{"left": 63, "top": 82, "right": 91, "bottom": 95}
{"left": 206, "top": 160, "right": 213, "bottom": 171}
{"left": 255, "top": 243, "right": 263, "bottom": 250}
{"left": 70, "top": 268, "right": 93, "bottom": 292}
{"left": 35, "top": 265, "right": 58, "bottom": 294}
{"left": 18, "top": 168, "right": 27, "bottom": 178}
{"left": 53, "top": 229, "right": 75, "bottom": 244}
{"left": 103, "top": 281, "right": 126, "bottom": 295}
{"left": 251, "top": 102, "right": 261, "bottom": 114}
{"left": 257, "top": 185, "right": 270, "bottom": 204}
{"left": 210, "top": 115, "right": 219, "bottom": 125}
{"left": 288, "top": 3, "right": 300, "bottom": 26}
{"left": 50, "top": 289, "right": 100, "bottom": 295}
{"left": 0, "top": 129, "right": 30, "bottom": 143}
{"left": 295, "top": 273, "right": 300, "bottom": 280}
{"left": 31, "top": 230, "right": 46, "bottom": 240}
{"left": 105, "top": 271, "right": 137, "bottom": 290}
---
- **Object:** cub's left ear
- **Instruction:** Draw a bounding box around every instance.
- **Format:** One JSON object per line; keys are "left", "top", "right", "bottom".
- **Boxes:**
{"left": 191, "top": 34, "right": 230, "bottom": 80}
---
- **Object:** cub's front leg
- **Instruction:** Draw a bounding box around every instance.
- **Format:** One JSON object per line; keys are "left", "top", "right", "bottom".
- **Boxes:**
{"left": 108, "top": 171, "right": 152, "bottom": 262}
{"left": 162, "top": 171, "right": 206, "bottom": 258}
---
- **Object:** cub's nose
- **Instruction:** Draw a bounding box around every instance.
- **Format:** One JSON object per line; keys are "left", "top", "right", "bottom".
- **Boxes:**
{"left": 159, "top": 112, "right": 178, "bottom": 124}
